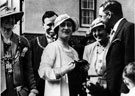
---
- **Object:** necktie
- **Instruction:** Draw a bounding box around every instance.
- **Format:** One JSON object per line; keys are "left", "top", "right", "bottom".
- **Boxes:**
{"left": 110, "top": 30, "right": 115, "bottom": 42}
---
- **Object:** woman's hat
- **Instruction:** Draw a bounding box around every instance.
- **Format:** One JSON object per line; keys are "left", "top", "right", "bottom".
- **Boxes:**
{"left": 0, "top": 7, "right": 24, "bottom": 23}
{"left": 89, "top": 18, "right": 106, "bottom": 34}
{"left": 53, "top": 14, "right": 78, "bottom": 33}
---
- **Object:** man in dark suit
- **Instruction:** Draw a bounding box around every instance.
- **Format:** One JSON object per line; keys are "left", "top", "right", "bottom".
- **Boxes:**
{"left": 30, "top": 11, "right": 58, "bottom": 96}
{"left": 98, "top": 0, "right": 134, "bottom": 96}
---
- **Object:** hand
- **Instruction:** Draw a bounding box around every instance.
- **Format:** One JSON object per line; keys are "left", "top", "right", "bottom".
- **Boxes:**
{"left": 86, "top": 83, "right": 106, "bottom": 95}
{"left": 28, "top": 92, "right": 36, "bottom": 96}
{"left": 61, "top": 62, "right": 75, "bottom": 74}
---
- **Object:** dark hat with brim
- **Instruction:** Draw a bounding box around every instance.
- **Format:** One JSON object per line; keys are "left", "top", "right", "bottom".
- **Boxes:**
{"left": 0, "top": 7, "right": 24, "bottom": 23}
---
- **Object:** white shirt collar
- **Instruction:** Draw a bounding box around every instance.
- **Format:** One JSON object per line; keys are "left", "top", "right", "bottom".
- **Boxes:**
{"left": 112, "top": 18, "right": 124, "bottom": 32}
{"left": 129, "top": 87, "right": 135, "bottom": 93}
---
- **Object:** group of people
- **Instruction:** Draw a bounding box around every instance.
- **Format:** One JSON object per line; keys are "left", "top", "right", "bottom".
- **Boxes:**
{"left": 0, "top": 0, "right": 134, "bottom": 96}
{"left": 83, "top": 0, "right": 134, "bottom": 96}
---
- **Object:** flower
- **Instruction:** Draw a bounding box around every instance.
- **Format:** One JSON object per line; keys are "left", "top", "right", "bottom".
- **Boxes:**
{"left": 21, "top": 47, "right": 28, "bottom": 57}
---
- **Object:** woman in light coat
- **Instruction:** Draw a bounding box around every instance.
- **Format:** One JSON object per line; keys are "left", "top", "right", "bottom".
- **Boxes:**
{"left": 38, "top": 14, "right": 79, "bottom": 96}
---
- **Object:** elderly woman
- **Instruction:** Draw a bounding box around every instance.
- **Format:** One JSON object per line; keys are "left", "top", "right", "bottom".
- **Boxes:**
{"left": 0, "top": 7, "right": 38, "bottom": 96}
{"left": 83, "top": 18, "right": 110, "bottom": 96}
{"left": 38, "top": 14, "right": 79, "bottom": 96}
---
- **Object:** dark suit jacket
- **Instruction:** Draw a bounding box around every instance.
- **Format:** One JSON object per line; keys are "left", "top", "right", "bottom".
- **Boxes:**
{"left": 106, "top": 18, "right": 134, "bottom": 96}
{"left": 30, "top": 34, "right": 48, "bottom": 96}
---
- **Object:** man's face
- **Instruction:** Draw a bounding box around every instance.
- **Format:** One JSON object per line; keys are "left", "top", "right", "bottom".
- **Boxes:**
{"left": 43, "top": 15, "right": 57, "bottom": 36}
{"left": 99, "top": 7, "right": 111, "bottom": 29}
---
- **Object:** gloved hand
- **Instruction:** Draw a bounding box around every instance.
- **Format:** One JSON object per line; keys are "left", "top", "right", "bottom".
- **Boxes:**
{"left": 86, "top": 82, "right": 107, "bottom": 96}
{"left": 29, "top": 89, "right": 38, "bottom": 96}
{"left": 55, "top": 62, "right": 75, "bottom": 79}
{"left": 61, "top": 62, "right": 75, "bottom": 75}
{"left": 28, "top": 92, "right": 36, "bottom": 96}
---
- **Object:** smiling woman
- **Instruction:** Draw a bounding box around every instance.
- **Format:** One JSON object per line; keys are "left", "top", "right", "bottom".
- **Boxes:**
{"left": 38, "top": 14, "right": 84, "bottom": 96}
{"left": 83, "top": 17, "right": 110, "bottom": 96}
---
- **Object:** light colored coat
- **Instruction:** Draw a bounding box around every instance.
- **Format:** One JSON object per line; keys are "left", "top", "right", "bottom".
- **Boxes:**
{"left": 83, "top": 41, "right": 110, "bottom": 85}
{"left": 38, "top": 40, "right": 78, "bottom": 96}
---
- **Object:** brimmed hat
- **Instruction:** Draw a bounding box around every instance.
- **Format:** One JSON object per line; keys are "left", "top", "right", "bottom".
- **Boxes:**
{"left": 53, "top": 14, "right": 78, "bottom": 33}
{"left": 0, "top": 7, "right": 24, "bottom": 23}
{"left": 90, "top": 18, "right": 106, "bottom": 33}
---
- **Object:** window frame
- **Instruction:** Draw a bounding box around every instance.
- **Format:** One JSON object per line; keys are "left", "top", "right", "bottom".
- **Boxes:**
{"left": 79, "top": 0, "right": 96, "bottom": 28}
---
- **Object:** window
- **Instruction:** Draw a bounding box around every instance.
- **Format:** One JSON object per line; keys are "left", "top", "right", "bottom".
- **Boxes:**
{"left": 80, "top": 0, "right": 96, "bottom": 27}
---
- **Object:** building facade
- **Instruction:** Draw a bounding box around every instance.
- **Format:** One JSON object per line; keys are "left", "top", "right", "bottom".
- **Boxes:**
{"left": 1, "top": 0, "right": 134, "bottom": 36}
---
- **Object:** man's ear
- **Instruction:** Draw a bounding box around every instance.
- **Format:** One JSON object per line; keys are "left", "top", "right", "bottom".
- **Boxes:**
{"left": 106, "top": 11, "right": 112, "bottom": 19}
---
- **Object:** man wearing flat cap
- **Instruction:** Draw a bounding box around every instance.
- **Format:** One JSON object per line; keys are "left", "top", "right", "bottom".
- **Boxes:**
{"left": 0, "top": 7, "right": 38, "bottom": 96}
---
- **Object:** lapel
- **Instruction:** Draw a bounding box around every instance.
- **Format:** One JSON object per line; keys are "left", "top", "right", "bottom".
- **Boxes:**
{"left": 106, "top": 19, "right": 127, "bottom": 58}
{"left": 111, "top": 18, "right": 127, "bottom": 43}
{"left": 38, "top": 34, "right": 48, "bottom": 48}
{"left": 0, "top": 37, "right": 7, "bottom": 93}
{"left": 10, "top": 33, "right": 19, "bottom": 57}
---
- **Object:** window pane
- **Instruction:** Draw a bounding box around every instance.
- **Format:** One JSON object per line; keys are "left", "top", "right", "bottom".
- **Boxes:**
{"left": 81, "top": 10, "right": 94, "bottom": 25}
{"left": 80, "top": 0, "right": 95, "bottom": 27}
{"left": 81, "top": 0, "right": 87, "bottom": 8}
{"left": 88, "top": 0, "right": 94, "bottom": 9}
{"left": 89, "top": 11, "right": 94, "bottom": 24}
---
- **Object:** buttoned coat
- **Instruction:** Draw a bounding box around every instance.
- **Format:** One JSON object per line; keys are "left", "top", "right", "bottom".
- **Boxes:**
{"left": 106, "top": 18, "right": 134, "bottom": 96}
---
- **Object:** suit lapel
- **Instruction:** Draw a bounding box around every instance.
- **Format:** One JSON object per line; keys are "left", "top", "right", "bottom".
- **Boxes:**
{"left": 38, "top": 34, "right": 48, "bottom": 48}
{"left": 106, "top": 19, "right": 127, "bottom": 59}
{"left": 111, "top": 18, "right": 127, "bottom": 42}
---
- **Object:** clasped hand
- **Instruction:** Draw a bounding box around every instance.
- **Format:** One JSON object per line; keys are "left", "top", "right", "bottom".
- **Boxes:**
{"left": 28, "top": 92, "right": 36, "bottom": 96}
{"left": 61, "top": 61, "right": 75, "bottom": 74}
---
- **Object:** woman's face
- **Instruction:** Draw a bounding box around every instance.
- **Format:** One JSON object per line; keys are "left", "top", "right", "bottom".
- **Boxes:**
{"left": 2, "top": 16, "right": 15, "bottom": 29}
{"left": 0, "top": 16, "right": 15, "bottom": 35}
{"left": 58, "top": 20, "right": 73, "bottom": 40}
{"left": 92, "top": 26, "right": 108, "bottom": 42}
{"left": 1, "top": 16, "right": 15, "bottom": 35}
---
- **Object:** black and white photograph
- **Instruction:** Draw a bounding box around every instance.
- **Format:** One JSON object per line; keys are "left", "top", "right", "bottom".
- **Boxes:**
{"left": 0, "top": 0, "right": 135, "bottom": 96}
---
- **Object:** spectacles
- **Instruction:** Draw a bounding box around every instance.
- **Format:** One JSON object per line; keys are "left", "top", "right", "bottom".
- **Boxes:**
{"left": 60, "top": 22, "right": 72, "bottom": 27}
